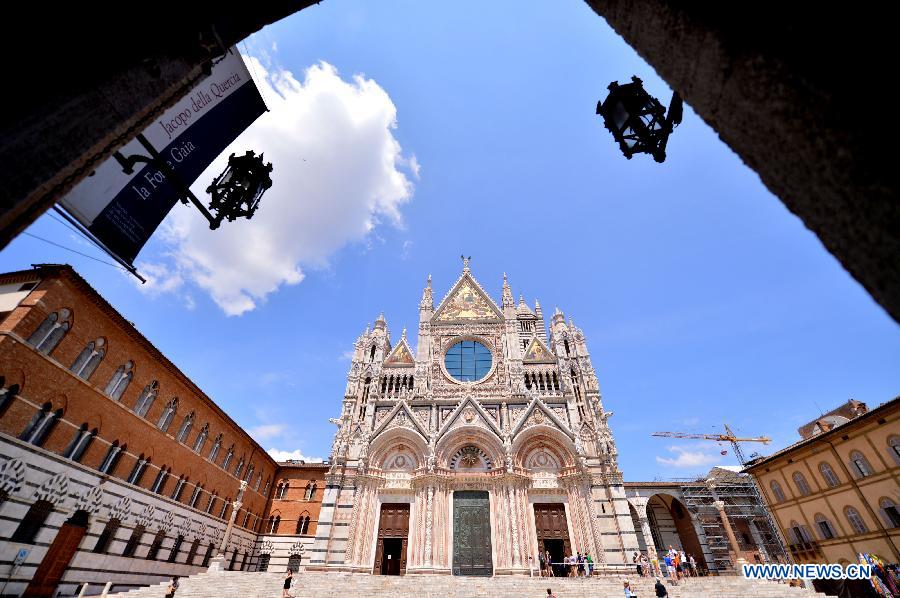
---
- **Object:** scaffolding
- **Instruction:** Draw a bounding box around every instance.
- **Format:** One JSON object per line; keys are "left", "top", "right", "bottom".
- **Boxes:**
{"left": 676, "top": 469, "right": 789, "bottom": 572}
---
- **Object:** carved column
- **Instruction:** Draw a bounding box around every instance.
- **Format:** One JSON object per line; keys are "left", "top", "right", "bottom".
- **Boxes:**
{"left": 424, "top": 484, "right": 434, "bottom": 567}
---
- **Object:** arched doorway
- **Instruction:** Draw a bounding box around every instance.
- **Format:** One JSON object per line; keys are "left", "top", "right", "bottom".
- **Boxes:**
{"left": 645, "top": 494, "right": 708, "bottom": 572}
{"left": 24, "top": 509, "right": 90, "bottom": 597}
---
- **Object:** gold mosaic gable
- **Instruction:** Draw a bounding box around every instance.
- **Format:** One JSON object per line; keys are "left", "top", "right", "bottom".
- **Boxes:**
{"left": 385, "top": 341, "right": 414, "bottom": 365}
{"left": 433, "top": 276, "right": 502, "bottom": 322}
{"left": 523, "top": 337, "right": 556, "bottom": 363}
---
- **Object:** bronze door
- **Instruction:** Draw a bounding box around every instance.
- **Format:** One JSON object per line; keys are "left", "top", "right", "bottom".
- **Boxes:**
{"left": 534, "top": 503, "right": 571, "bottom": 576}
{"left": 372, "top": 503, "right": 409, "bottom": 575}
{"left": 453, "top": 491, "right": 493, "bottom": 576}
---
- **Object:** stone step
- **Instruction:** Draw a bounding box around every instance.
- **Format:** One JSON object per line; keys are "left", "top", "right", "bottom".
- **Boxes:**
{"left": 110, "top": 571, "right": 819, "bottom": 598}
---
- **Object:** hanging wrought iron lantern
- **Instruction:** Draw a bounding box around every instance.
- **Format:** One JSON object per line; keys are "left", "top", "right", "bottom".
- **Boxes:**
{"left": 206, "top": 150, "right": 273, "bottom": 229}
{"left": 596, "top": 76, "right": 683, "bottom": 163}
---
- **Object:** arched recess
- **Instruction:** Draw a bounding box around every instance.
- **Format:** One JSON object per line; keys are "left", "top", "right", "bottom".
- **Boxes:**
{"left": 645, "top": 493, "right": 708, "bottom": 571}
{"left": 434, "top": 426, "right": 504, "bottom": 471}
{"left": 368, "top": 427, "right": 428, "bottom": 471}
{"left": 512, "top": 425, "right": 578, "bottom": 471}
{"left": 629, "top": 502, "right": 650, "bottom": 554}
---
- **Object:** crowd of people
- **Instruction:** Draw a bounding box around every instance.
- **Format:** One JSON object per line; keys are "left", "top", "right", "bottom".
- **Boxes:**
{"left": 631, "top": 546, "right": 700, "bottom": 584}
{"left": 537, "top": 549, "right": 596, "bottom": 577}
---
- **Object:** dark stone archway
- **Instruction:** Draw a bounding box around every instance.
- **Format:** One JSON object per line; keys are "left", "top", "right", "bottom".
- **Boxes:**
{"left": 646, "top": 493, "right": 708, "bottom": 572}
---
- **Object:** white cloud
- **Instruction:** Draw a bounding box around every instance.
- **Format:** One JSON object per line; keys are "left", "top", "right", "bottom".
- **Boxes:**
{"left": 137, "top": 261, "right": 184, "bottom": 295}
{"left": 248, "top": 423, "right": 286, "bottom": 441}
{"left": 151, "top": 58, "right": 417, "bottom": 315}
{"left": 266, "top": 448, "right": 324, "bottom": 463}
{"left": 655, "top": 445, "right": 723, "bottom": 469}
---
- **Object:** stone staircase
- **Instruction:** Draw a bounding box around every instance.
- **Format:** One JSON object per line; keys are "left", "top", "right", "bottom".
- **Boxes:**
{"left": 109, "top": 570, "right": 820, "bottom": 597}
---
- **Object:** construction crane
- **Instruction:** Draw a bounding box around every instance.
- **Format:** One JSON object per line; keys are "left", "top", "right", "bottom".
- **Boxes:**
{"left": 652, "top": 424, "right": 771, "bottom": 465}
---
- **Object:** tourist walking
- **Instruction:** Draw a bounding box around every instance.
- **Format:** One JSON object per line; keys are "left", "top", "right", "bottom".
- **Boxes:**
{"left": 282, "top": 570, "right": 294, "bottom": 598}
{"left": 623, "top": 580, "right": 635, "bottom": 597}
{"left": 539, "top": 550, "right": 546, "bottom": 577}
{"left": 164, "top": 576, "right": 179, "bottom": 598}
{"left": 655, "top": 577, "right": 668, "bottom": 597}
{"left": 546, "top": 588, "right": 558, "bottom": 598}
{"left": 664, "top": 554, "right": 677, "bottom": 585}
{"left": 640, "top": 553, "right": 650, "bottom": 577}
{"left": 577, "top": 552, "right": 585, "bottom": 577}
{"left": 635, "top": 551, "right": 643, "bottom": 577}
{"left": 586, "top": 553, "right": 594, "bottom": 576}
{"left": 689, "top": 554, "right": 697, "bottom": 577}
{"left": 545, "top": 550, "right": 554, "bottom": 577}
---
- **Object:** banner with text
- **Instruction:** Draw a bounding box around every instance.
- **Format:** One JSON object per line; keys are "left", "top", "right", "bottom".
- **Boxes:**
{"left": 59, "top": 49, "right": 267, "bottom": 264}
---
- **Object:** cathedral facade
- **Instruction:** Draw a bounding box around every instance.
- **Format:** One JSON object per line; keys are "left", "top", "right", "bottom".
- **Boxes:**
{"left": 309, "top": 262, "right": 640, "bottom": 575}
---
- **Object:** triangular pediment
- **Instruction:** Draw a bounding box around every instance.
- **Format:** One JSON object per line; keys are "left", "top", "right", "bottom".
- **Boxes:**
{"left": 433, "top": 272, "right": 503, "bottom": 323}
{"left": 511, "top": 396, "right": 573, "bottom": 439}
{"left": 372, "top": 400, "right": 429, "bottom": 439}
{"left": 384, "top": 338, "right": 415, "bottom": 366}
{"left": 437, "top": 396, "right": 503, "bottom": 439}
{"left": 523, "top": 337, "right": 556, "bottom": 363}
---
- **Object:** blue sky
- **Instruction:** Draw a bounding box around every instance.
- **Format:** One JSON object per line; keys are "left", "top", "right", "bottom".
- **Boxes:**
{"left": 2, "top": 0, "right": 897, "bottom": 481}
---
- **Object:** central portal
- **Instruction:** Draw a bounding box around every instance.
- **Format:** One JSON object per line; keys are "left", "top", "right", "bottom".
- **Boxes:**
{"left": 453, "top": 490, "right": 493, "bottom": 576}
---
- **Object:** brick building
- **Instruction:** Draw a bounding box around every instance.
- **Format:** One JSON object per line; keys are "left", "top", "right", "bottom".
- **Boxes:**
{"left": 257, "top": 461, "right": 329, "bottom": 572}
{"left": 0, "top": 265, "right": 295, "bottom": 596}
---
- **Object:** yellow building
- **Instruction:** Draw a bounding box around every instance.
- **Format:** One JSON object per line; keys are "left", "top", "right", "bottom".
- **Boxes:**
{"left": 745, "top": 398, "right": 900, "bottom": 566}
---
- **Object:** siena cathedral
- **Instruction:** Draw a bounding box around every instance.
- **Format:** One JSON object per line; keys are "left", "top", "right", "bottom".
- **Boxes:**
{"left": 308, "top": 261, "right": 641, "bottom": 576}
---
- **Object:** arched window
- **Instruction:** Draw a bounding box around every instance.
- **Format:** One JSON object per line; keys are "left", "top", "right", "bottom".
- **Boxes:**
{"left": 188, "top": 483, "right": 203, "bottom": 508}
{"left": 208, "top": 433, "right": 222, "bottom": 462}
{"left": 11, "top": 499, "right": 54, "bottom": 543}
{"left": 123, "top": 524, "right": 145, "bottom": 557}
{"left": 205, "top": 492, "right": 218, "bottom": 515}
{"left": 19, "top": 402, "right": 62, "bottom": 447}
{"left": 63, "top": 424, "right": 97, "bottom": 463}
{"left": 792, "top": 471, "right": 811, "bottom": 496}
{"left": 99, "top": 440, "right": 126, "bottom": 474}
{"left": 769, "top": 480, "right": 786, "bottom": 503}
{"left": 104, "top": 361, "right": 133, "bottom": 400}
{"left": 849, "top": 451, "right": 873, "bottom": 478}
{"left": 193, "top": 423, "right": 209, "bottom": 453}
{"left": 304, "top": 481, "right": 316, "bottom": 501}
{"left": 242, "top": 510, "right": 251, "bottom": 528}
{"left": 262, "top": 477, "right": 271, "bottom": 497}
{"left": 814, "top": 513, "right": 836, "bottom": 540}
{"left": 0, "top": 382, "right": 20, "bottom": 416}
{"left": 254, "top": 473, "right": 262, "bottom": 491}
{"left": 167, "top": 534, "right": 184, "bottom": 562}
{"left": 888, "top": 436, "right": 900, "bottom": 466}
{"left": 127, "top": 455, "right": 150, "bottom": 486}
{"left": 27, "top": 308, "right": 71, "bottom": 355}
{"left": 221, "top": 445, "right": 234, "bottom": 470}
{"left": 845, "top": 506, "right": 868, "bottom": 535}
{"left": 170, "top": 476, "right": 188, "bottom": 501}
{"left": 370, "top": 345, "right": 377, "bottom": 362}
{"left": 186, "top": 537, "right": 201, "bottom": 565}
{"left": 93, "top": 517, "right": 121, "bottom": 553}
{"left": 243, "top": 463, "right": 255, "bottom": 483}
{"left": 819, "top": 462, "right": 839, "bottom": 488}
{"left": 134, "top": 381, "right": 159, "bottom": 417}
{"left": 202, "top": 542, "right": 215, "bottom": 567}
{"left": 146, "top": 529, "right": 166, "bottom": 560}
{"left": 268, "top": 515, "right": 280, "bottom": 534}
{"left": 563, "top": 338, "right": 570, "bottom": 356}
{"left": 150, "top": 466, "right": 170, "bottom": 494}
{"left": 219, "top": 497, "right": 230, "bottom": 519}
{"left": 275, "top": 482, "right": 287, "bottom": 500}
{"left": 787, "top": 520, "right": 812, "bottom": 544}
{"left": 70, "top": 338, "right": 105, "bottom": 380}
{"left": 157, "top": 397, "right": 178, "bottom": 432}
{"left": 880, "top": 498, "right": 900, "bottom": 528}
{"left": 176, "top": 411, "right": 194, "bottom": 443}
{"left": 234, "top": 456, "right": 245, "bottom": 478}
{"left": 296, "top": 512, "right": 310, "bottom": 535}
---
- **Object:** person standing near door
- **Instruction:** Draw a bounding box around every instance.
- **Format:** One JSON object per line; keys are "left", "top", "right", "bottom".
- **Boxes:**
{"left": 545, "top": 550, "right": 554, "bottom": 577}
